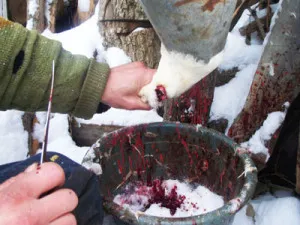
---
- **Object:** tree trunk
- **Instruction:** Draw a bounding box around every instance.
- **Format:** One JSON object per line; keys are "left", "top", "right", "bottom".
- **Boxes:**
{"left": 228, "top": 0, "right": 300, "bottom": 143}
{"left": 26, "top": 0, "right": 46, "bottom": 32}
{"left": 163, "top": 71, "right": 217, "bottom": 127}
{"left": 7, "top": 0, "right": 27, "bottom": 26}
{"left": 22, "top": 113, "right": 36, "bottom": 156}
{"left": 0, "top": 0, "right": 7, "bottom": 18}
{"left": 46, "top": 0, "right": 65, "bottom": 32}
{"left": 75, "top": 0, "right": 96, "bottom": 25}
{"left": 98, "top": 0, "right": 161, "bottom": 68}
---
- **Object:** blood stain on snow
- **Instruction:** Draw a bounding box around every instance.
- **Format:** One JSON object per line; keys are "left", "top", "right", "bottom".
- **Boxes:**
{"left": 113, "top": 179, "right": 224, "bottom": 217}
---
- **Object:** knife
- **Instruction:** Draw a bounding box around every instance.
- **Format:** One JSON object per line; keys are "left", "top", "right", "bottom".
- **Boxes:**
{"left": 40, "top": 60, "right": 55, "bottom": 164}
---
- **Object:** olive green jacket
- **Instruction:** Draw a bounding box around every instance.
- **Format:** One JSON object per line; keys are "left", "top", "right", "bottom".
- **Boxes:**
{"left": 0, "top": 17, "right": 110, "bottom": 119}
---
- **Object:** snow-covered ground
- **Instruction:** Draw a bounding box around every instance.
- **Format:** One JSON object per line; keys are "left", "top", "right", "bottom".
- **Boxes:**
{"left": 1, "top": 0, "right": 299, "bottom": 224}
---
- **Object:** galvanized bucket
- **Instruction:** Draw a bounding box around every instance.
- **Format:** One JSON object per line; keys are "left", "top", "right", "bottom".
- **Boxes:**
{"left": 92, "top": 122, "right": 257, "bottom": 225}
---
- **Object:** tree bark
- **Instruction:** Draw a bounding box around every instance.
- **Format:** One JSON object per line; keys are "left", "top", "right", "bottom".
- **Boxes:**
{"left": 7, "top": 0, "right": 27, "bottom": 26}
{"left": 75, "top": 0, "right": 96, "bottom": 25}
{"left": 26, "top": 0, "right": 46, "bottom": 32}
{"left": 228, "top": 0, "right": 300, "bottom": 143}
{"left": 163, "top": 71, "right": 217, "bottom": 126}
{"left": 46, "top": 0, "right": 65, "bottom": 32}
{"left": 98, "top": 0, "right": 161, "bottom": 68}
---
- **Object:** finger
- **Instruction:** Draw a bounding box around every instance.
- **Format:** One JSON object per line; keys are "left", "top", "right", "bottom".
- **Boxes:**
{"left": 49, "top": 213, "right": 77, "bottom": 225}
{"left": 127, "top": 97, "right": 152, "bottom": 110}
{"left": 0, "top": 175, "right": 19, "bottom": 192}
{"left": 36, "top": 189, "right": 78, "bottom": 224}
{"left": 7, "top": 162, "right": 65, "bottom": 198}
{"left": 0, "top": 163, "right": 39, "bottom": 192}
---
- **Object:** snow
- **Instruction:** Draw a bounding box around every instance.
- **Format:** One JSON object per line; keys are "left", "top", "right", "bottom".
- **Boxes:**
{"left": 218, "top": 33, "right": 263, "bottom": 71}
{"left": 77, "top": 108, "right": 162, "bottom": 126}
{"left": 233, "top": 191, "right": 300, "bottom": 225}
{"left": 45, "top": 0, "right": 54, "bottom": 28}
{"left": 210, "top": 1, "right": 283, "bottom": 138}
{"left": 113, "top": 179, "right": 224, "bottom": 217}
{"left": 42, "top": 7, "right": 102, "bottom": 58}
{"left": 0, "top": 110, "right": 28, "bottom": 164}
{"left": 241, "top": 109, "right": 287, "bottom": 159}
{"left": 33, "top": 112, "right": 89, "bottom": 163}
{"left": 263, "top": 0, "right": 284, "bottom": 47}
{"left": 101, "top": 47, "right": 132, "bottom": 68}
{"left": 81, "top": 147, "right": 102, "bottom": 175}
{"left": 78, "top": 0, "right": 90, "bottom": 12}
{"left": 26, "top": 0, "right": 39, "bottom": 30}
{"left": 210, "top": 64, "right": 258, "bottom": 133}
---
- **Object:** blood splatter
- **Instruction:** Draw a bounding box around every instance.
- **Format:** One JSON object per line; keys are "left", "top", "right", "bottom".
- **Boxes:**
{"left": 155, "top": 85, "right": 167, "bottom": 101}
{"left": 146, "top": 179, "right": 186, "bottom": 215}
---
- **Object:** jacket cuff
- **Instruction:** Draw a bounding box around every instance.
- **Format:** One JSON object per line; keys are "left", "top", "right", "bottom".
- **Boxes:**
{"left": 73, "top": 60, "right": 110, "bottom": 119}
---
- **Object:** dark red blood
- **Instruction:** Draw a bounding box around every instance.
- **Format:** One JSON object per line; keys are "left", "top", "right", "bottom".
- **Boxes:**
{"left": 117, "top": 179, "right": 205, "bottom": 216}
{"left": 147, "top": 172, "right": 152, "bottom": 187}
{"left": 155, "top": 85, "right": 167, "bottom": 101}
{"left": 201, "top": 160, "right": 209, "bottom": 172}
{"left": 146, "top": 179, "right": 186, "bottom": 215}
{"left": 117, "top": 160, "right": 123, "bottom": 174}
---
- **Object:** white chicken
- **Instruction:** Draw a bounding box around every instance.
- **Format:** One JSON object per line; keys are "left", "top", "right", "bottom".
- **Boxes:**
{"left": 139, "top": 44, "right": 224, "bottom": 108}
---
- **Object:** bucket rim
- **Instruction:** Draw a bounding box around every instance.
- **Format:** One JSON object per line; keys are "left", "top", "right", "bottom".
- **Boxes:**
{"left": 94, "top": 122, "right": 258, "bottom": 224}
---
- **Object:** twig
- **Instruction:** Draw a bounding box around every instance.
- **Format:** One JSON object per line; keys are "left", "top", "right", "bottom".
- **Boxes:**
{"left": 265, "top": 0, "right": 272, "bottom": 32}
{"left": 232, "top": 0, "right": 248, "bottom": 19}
{"left": 115, "top": 170, "right": 134, "bottom": 191}
{"left": 127, "top": 134, "right": 142, "bottom": 156}
{"left": 248, "top": 7, "right": 266, "bottom": 39}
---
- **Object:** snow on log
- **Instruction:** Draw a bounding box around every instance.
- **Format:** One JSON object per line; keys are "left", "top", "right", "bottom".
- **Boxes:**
{"left": 26, "top": 0, "right": 45, "bottom": 31}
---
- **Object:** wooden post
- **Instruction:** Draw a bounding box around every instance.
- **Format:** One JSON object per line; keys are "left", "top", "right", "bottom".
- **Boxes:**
{"left": 7, "top": 0, "right": 27, "bottom": 26}
{"left": 98, "top": 0, "right": 161, "bottom": 69}
{"left": 26, "top": 0, "right": 45, "bottom": 32}
{"left": 46, "top": 0, "right": 65, "bottom": 32}
{"left": 228, "top": 0, "right": 300, "bottom": 143}
{"left": 0, "top": 0, "right": 8, "bottom": 18}
{"left": 75, "top": 0, "right": 96, "bottom": 25}
{"left": 163, "top": 71, "right": 217, "bottom": 127}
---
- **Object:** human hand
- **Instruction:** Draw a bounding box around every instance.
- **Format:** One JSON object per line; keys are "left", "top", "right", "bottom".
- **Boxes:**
{"left": 101, "top": 62, "right": 156, "bottom": 110}
{"left": 0, "top": 163, "right": 78, "bottom": 225}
